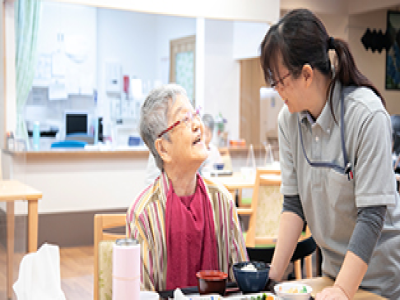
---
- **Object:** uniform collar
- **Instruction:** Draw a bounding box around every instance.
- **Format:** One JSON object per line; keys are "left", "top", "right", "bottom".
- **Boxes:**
{"left": 298, "top": 81, "right": 342, "bottom": 134}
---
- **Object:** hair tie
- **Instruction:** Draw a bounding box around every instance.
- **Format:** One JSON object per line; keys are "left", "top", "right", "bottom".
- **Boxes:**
{"left": 328, "top": 36, "right": 335, "bottom": 50}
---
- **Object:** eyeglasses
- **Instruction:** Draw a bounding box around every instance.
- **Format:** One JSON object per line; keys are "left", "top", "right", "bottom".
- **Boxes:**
{"left": 269, "top": 72, "right": 291, "bottom": 89}
{"left": 158, "top": 107, "right": 201, "bottom": 138}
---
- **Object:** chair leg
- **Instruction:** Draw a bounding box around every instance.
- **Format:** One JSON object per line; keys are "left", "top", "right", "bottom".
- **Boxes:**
{"left": 305, "top": 255, "right": 313, "bottom": 278}
{"left": 316, "top": 246, "right": 322, "bottom": 276}
{"left": 294, "top": 260, "right": 302, "bottom": 279}
{"left": 94, "top": 216, "right": 101, "bottom": 300}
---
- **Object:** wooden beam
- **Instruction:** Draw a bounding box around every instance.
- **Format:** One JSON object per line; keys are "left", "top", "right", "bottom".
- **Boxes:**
{"left": 349, "top": 0, "right": 400, "bottom": 15}
{"left": 48, "top": 0, "right": 279, "bottom": 23}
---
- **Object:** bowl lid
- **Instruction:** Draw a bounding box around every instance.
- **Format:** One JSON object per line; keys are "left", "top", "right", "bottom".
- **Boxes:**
{"left": 196, "top": 270, "right": 228, "bottom": 280}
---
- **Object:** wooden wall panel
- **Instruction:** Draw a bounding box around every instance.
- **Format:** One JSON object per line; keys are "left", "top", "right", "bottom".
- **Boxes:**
{"left": 240, "top": 58, "right": 267, "bottom": 146}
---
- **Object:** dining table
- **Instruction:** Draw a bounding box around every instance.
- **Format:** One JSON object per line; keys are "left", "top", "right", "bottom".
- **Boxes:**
{"left": 0, "top": 180, "right": 42, "bottom": 300}
{"left": 298, "top": 277, "right": 387, "bottom": 299}
{"left": 208, "top": 166, "right": 281, "bottom": 207}
{"left": 158, "top": 276, "right": 386, "bottom": 299}
{"left": 207, "top": 172, "right": 254, "bottom": 207}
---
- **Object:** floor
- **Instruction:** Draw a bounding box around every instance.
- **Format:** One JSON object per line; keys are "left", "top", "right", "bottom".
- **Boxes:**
{"left": 0, "top": 245, "right": 94, "bottom": 300}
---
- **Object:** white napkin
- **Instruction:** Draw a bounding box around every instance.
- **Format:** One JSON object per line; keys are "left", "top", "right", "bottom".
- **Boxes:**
{"left": 173, "top": 288, "right": 223, "bottom": 300}
{"left": 13, "top": 243, "right": 66, "bottom": 300}
{"left": 174, "top": 289, "right": 188, "bottom": 300}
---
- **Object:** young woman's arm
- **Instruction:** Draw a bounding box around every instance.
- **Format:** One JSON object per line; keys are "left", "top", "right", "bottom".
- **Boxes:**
{"left": 269, "top": 211, "right": 304, "bottom": 280}
{"left": 316, "top": 251, "right": 367, "bottom": 299}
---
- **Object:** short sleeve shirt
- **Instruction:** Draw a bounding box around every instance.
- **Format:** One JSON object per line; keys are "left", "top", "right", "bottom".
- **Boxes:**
{"left": 278, "top": 81, "right": 400, "bottom": 298}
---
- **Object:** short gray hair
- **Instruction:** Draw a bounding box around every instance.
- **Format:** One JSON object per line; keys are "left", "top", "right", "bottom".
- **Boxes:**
{"left": 202, "top": 114, "right": 215, "bottom": 132}
{"left": 139, "top": 84, "right": 187, "bottom": 170}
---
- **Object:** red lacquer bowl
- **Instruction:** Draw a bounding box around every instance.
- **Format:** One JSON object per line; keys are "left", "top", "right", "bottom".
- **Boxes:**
{"left": 196, "top": 270, "right": 228, "bottom": 295}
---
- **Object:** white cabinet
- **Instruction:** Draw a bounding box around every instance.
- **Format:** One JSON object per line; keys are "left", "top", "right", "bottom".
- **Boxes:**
{"left": 32, "top": 2, "right": 97, "bottom": 97}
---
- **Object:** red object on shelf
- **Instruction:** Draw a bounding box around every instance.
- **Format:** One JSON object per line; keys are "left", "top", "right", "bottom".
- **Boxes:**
{"left": 123, "top": 75, "right": 130, "bottom": 94}
{"left": 229, "top": 139, "right": 246, "bottom": 147}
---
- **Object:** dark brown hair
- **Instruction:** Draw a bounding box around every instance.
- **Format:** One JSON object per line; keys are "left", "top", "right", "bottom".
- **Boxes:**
{"left": 260, "top": 8, "right": 385, "bottom": 111}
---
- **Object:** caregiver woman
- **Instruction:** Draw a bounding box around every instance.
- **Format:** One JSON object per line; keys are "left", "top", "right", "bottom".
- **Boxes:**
{"left": 261, "top": 8, "right": 400, "bottom": 300}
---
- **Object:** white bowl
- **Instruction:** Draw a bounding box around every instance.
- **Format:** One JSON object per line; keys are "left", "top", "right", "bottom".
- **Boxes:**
{"left": 274, "top": 282, "right": 312, "bottom": 300}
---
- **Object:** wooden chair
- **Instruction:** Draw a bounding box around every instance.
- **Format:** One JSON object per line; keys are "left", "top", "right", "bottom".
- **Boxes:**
{"left": 94, "top": 214, "right": 127, "bottom": 300}
{"left": 237, "top": 168, "right": 314, "bottom": 279}
{"left": 238, "top": 166, "right": 281, "bottom": 208}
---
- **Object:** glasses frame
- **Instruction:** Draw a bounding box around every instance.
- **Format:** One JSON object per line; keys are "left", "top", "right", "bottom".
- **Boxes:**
{"left": 157, "top": 107, "right": 201, "bottom": 138}
{"left": 270, "top": 71, "right": 291, "bottom": 89}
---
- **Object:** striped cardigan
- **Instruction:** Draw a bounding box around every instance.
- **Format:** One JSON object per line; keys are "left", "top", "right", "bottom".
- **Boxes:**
{"left": 126, "top": 172, "right": 248, "bottom": 291}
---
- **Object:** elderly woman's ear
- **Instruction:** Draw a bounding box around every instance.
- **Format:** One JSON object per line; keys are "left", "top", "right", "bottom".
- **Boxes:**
{"left": 155, "top": 138, "right": 172, "bottom": 164}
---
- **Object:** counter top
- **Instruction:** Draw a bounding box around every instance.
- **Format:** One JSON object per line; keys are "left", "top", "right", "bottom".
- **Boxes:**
{"left": 220, "top": 145, "right": 271, "bottom": 153}
{"left": 2, "top": 148, "right": 150, "bottom": 159}
{"left": 2, "top": 144, "right": 271, "bottom": 159}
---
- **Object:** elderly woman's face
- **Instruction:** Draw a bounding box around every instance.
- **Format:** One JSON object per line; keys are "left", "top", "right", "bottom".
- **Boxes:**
{"left": 164, "top": 94, "right": 208, "bottom": 168}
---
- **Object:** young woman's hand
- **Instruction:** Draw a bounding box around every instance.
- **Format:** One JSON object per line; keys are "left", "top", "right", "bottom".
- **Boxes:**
{"left": 316, "top": 286, "right": 349, "bottom": 300}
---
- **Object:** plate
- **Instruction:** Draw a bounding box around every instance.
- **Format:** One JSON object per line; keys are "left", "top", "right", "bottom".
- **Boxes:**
{"left": 180, "top": 292, "right": 279, "bottom": 300}
{"left": 227, "top": 292, "right": 279, "bottom": 299}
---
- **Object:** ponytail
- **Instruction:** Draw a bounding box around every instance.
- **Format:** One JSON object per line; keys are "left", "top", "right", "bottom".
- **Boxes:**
{"left": 329, "top": 37, "right": 386, "bottom": 107}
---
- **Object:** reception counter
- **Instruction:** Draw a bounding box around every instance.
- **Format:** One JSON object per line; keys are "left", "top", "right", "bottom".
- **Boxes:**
{"left": 1, "top": 145, "right": 269, "bottom": 247}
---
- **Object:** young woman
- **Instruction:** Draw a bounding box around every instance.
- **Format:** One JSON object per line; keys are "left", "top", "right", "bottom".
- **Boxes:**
{"left": 260, "top": 9, "right": 400, "bottom": 299}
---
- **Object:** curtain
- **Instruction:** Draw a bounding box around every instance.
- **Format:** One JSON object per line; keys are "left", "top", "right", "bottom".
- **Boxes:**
{"left": 14, "top": 0, "right": 41, "bottom": 147}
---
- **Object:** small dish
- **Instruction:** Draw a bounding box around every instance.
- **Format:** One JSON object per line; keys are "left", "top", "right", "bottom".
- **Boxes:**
{"left": 274, "top": 282, "right": 312, "bottom": 300}
{"left": 214, "top": 163, "right": 225, "bottom": 170}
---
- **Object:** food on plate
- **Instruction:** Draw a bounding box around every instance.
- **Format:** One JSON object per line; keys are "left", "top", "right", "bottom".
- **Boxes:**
{"left": 278, "top": 285, "right": 308, "bottom": 293}
{"left": 241, "top": 263, "right": 257, "bottom": 271}
{"left": 248, "top": 293, "right": 275, "bottom": 300}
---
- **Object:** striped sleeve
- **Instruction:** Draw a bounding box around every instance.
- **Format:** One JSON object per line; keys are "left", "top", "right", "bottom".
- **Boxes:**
{"left": 126, "top": 183, "right": 166, "bottom": 291}
{"left": 230, "top": 200, "right": 248, "bottom": 262}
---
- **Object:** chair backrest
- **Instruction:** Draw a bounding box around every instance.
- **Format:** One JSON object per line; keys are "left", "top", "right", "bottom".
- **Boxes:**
{"left": 94, "top": 214, "right": 127, "bottom": 300}
{"left": 244, "top": 168, "right": 314, "bottom": 279}
{"left": 245, "top": 168, "right": 282, "bottom": 247}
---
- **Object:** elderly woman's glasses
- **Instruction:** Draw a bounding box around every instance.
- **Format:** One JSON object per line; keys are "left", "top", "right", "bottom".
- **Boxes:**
{"left": 269, "top": 71, "right": 291, "bottom": 89}
{"left": 158, "top": 108, "right": 201, "bottom": 138}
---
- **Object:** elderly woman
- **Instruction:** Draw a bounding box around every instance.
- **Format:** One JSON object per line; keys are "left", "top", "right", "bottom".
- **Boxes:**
{"left": 127, "top": 84, "right": 247, "bottom": 292}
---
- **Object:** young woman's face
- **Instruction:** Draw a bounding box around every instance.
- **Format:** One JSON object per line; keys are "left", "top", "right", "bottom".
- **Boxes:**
{"left": 271, "top": 63, "right": 309, "bottom": 114}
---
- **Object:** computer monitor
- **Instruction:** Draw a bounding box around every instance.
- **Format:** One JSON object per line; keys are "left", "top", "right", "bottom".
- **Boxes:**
{"left": 64, "top": 111, "right": 89, "bottom": 136}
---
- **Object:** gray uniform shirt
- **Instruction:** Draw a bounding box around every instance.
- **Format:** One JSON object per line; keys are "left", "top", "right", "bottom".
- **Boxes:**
{"left": 278, "top": 82, "right": 400, "bottom": 299}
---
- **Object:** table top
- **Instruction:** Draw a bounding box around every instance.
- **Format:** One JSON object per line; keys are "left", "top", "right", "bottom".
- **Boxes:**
{"left": 159, "top": 277, "right": 386, "bottom": 299}
{"left": 209, "top": 172, "right": 281, "bottom": 191}
{"left": 0, "top": 180, "right": 43, "bottom": 202}
{"left": 297, "top": 277, "right": 387, "bottom": 299}
{"left": 210, "top": 172, "right": 255, "bottom": 190}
